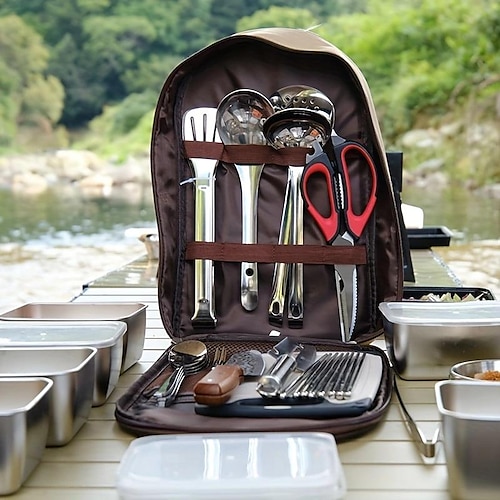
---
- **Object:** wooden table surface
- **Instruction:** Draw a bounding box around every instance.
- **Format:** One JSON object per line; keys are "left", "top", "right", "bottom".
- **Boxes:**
{"left": 8, "top": 250, "right": 458, "bottom": 499}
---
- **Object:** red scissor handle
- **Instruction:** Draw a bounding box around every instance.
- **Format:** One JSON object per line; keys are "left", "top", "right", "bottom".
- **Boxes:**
{"left": 337, "top": 143, "right": 378, "bottom": 238}
{"left": 301, "top": 160, "right": 340, "bottom": 243}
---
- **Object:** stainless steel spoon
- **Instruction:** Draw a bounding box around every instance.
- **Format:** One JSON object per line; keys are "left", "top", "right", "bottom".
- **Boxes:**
{"left": 156, "top": 340, "right": 208, "bottom": 407}
{"left": 216, "top": 89, "right": 274, "bottom": 311}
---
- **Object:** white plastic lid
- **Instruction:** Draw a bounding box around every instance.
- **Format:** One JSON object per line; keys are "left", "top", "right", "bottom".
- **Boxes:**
{"left": 0, "top": 321, "right": 127, "bottom": 348}
{"left": 379, "top": 301, "right": 500, "bottom": 326}
{"left": 116, "top": 432, "right": 346, "bottom": 500}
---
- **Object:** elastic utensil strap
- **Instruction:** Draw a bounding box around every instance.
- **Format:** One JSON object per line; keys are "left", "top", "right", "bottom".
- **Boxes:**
{"left": 185, "top": 241, "right": 366, "bottom": 265}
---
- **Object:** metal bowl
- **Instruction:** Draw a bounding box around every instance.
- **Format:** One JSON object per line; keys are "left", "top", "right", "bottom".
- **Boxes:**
{"left": 450, "top": 359, "right": 500, "bottom": 382}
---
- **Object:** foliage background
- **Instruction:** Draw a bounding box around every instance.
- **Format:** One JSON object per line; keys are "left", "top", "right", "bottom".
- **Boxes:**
{"left": 0, "top": 0, "right": 498, "bottom": 184}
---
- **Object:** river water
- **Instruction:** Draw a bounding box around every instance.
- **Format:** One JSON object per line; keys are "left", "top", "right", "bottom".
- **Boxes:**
{"left": 0, "top": 186, "right": 156, "bottom": 311}
{"left": 1, "top": 183, "right": 499, "bottom": 312}
{"left": 403, "top": 185, "right": 500, "bottom": 299}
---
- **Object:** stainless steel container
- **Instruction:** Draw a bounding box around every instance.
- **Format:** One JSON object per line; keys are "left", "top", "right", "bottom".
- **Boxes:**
{"left": 435, "top": 380, "right": 500, "bottom": 500}
{"left": 379, "top": 301, "right": 500, "bottom": 380}
{"left": 0, "top": 321, "right": 126, "bottom": 406}
{"left": 451, "top": 359, "right": 500, "bottom": 381}
{"left": 0, "top": 302, "right": 147, "bottom": 372}
{"left": 0, "top": 377, "right": 53, "bottom": 495}
{"left": 0, "top": 347, "right": 97, "bottom": 446}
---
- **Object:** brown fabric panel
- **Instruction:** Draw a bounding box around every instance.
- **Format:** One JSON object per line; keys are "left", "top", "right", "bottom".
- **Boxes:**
{"left": 186, "top": 241, "right": 367, "bottom": 265}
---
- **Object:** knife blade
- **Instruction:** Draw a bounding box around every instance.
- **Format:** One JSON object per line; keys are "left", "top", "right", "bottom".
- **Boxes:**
{"left": 193, "top": 350, "right": 265, "bottom": 406}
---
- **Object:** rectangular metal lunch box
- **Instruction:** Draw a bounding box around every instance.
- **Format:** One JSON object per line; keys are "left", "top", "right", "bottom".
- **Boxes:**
{"left": 0, "top": 377, "right": 53, "bottom": 495}
{"left": 379, "top": 301, "right": 500, "bottom": 380}
{"left": 0, "top": 346, "right": 97, "bottom": 446}
{"left": 0, "top": 321, "right": 126, "bottom": 405}
{"left": 0, "top": 302, "right": 147, "bottom": 372}
{"left": 436, "top": 380, "right": 500, "bottom": 500}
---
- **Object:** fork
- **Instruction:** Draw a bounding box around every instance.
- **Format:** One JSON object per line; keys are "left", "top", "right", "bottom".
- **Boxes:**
{"left": 212, "top": 346, "right": 227, "bottom": 366}
{"left": 280, "top": 351, "right": 366, "bottom": 400}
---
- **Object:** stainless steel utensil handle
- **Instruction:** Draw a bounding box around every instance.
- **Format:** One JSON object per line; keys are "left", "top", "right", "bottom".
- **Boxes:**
{"left": 257, "top": 354, "right": 297, "bottom": 398}
{"left": 268, "top": 169, "right": 293, "bottom": 324}
{"left": 235, "top": 164, "right": 264, "bottom": 311}
{"left": 287, "top": 166, "right": 304, "bottom": 327}
{"left": 393, "top": 375, "right": 440, "bottom": 458}
{"left": 335, "top": 352, "right": 366, "bottom": 399}
{"left": 190, "top": 163, "right": 217, "bottom": 327}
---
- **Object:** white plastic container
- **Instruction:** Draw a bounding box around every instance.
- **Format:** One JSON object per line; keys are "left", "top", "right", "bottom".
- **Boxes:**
{"left": 0, "top": 321, "right": 126, "bottom": 405}
{"left": 379, "top": 301, "right": 500, "bottom": 380}
{"left": 116, "top": 432, "right": 346, "bottom": 500}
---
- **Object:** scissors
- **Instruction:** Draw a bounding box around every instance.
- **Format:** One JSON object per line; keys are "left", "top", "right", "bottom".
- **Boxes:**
{"left": 301, "top": 131, "right": 377, "bottom": 341}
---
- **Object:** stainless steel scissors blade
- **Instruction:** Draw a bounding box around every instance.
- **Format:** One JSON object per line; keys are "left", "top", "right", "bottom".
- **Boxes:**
{"left": 332, "top": 231, "right": 356, "bottom": 341}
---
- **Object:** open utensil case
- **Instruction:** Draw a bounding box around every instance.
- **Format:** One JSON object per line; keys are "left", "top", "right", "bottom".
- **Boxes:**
{"left": 116, "top": 28, "right": 403, "bottom": 439}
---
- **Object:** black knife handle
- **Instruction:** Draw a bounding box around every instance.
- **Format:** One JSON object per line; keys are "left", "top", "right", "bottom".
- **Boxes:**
{"left": 195, "top": 397, "right": 372, "bottom": 419}
{"left": 256, "top": 354, "right": 297, "bottom": 397}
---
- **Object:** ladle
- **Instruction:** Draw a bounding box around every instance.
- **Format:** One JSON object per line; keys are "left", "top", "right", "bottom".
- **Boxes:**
{"left": 264, "top": 86, "right": 334, "bottom": 327}
{"left": 273, "top": 86, "right": 335, "bottom": 125}
{"left": 216, "top": 89, "right": 274, "bottom": 311}
{"left": 156, "top": 340, "right": 208, "bottom": 407}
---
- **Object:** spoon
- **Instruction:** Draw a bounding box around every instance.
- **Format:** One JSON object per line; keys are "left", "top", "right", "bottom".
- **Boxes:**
{"left": 275, "top": 86, "right": 335, "bottom": 125}
{"left": 264, "top": 86, "right": 334, "bottom": 327}
{"left": 156, "top": 340, "right": 208, "bottom": 407}
{"left": 216, "top": 89, "right": 274, "bottom": 311}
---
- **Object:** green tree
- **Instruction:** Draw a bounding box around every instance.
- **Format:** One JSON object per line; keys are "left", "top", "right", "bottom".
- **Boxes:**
{"left": 317, "top": 0, "right": 500, "bottom": 137}
{"left": 257, "top": 0, "right": 368, "bottom": 17}
{"left": 1, "top": 0, "right": 220, "bottom": 126}
{"left": 49, "top": 33, "right": 104, "bottom": 125}
{"left": 210, "top": 0, "right": 264, "bottom": 38}
{"left": 237, "top": 6, "right": 318, "bottom": 31}
{"left": 82, "top": 15, "right": 156, "bottom": 90}
{"left": 0, "top": 14, "right": 64, "bottom": 145}
{"left": 122, "top": 54, "right": 181, "bottom": 95}
{"left": 0, "top": 58, "right": 19, "bottom": 146}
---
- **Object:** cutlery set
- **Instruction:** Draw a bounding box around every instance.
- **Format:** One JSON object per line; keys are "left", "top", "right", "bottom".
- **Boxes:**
{"left": 149, "top": 337, "right": 379, "bottom": 420}
{"left": 183, "top": 86, "right": 377, "bottom": 337}
{"left": 192, "top": 341, "right": 382, "bottom": 420}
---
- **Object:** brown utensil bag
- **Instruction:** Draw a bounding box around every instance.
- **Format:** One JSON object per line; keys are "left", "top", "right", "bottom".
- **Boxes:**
{"left": 116, "top": 28, "right": 403, "bottom": 440}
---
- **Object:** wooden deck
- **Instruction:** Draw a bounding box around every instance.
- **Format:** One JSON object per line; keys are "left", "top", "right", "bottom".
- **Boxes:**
{"left": 10, "top": 250, "right": 458, "bottom": 499}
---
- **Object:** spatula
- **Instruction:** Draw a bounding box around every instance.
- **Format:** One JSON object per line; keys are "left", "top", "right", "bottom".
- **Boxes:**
{"left": 182, "top": 108, "right": 221, "bottom": 328}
